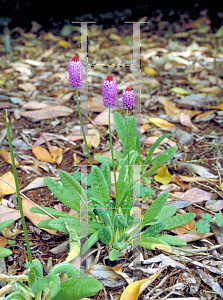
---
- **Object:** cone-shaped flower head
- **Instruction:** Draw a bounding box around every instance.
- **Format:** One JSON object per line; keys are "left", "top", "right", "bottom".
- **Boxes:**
{"left": 102, "top": 75, "right": 117, "bottom": 108}
{"left": 122, "top": 87, "right": 135, "bottom": 109}
{"left": 68, "top": 56, "right": 83, "bottom": 90}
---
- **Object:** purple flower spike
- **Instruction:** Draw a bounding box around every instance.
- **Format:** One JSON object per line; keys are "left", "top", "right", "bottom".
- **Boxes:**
{"left": 68, "top": 56, "right": 83, "bottom": 90}
{"left": 122, "top": 87, "right": 135, "bottom": 109}
{"left": 102, "top": 75, "right": 117, "bottom": 108}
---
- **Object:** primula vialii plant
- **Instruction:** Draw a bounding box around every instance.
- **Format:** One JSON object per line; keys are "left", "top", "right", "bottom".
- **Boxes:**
{"left": 31, "top": 56, "right": 196, "bottom": 262}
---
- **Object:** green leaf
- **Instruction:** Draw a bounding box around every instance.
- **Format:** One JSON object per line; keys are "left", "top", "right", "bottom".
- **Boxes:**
{"left": 4, "top": 292, "right": 28, "bottom": 300}
{"left": 140, "top": 184, "right": 155, "bottom": 197}
{"left": 141, "top": 193, "right": 169, "bottom": 227}
{"left": 196, "top": 219, "right": 210, "bottom": 234}
{"left": 38, "top": 217, "right": 95, "bottom": 236}
{"left": 113, "top": 149, "right": 124, "bottom": 161}
{"left": 144, "top": 133, "right": 175, "bottom": 165}
{"left": 155, "top": 234, "right": 187, "bottom": 246}
{"left": 91, "top": 166, "right": 110, "bottom": 205}
{"left": 117, "top": 181, "right": 133, "bottom": 207}
{"left": 50, "top": 263, "right": 81, "bottom": 278}
{"left": 100, "top": 162, "right": 111, "bottom": 194}
{"left": 141, "top": 223, "right": 166, "bottom": 238}
{"left": 94, "top": 206, "right": 112, "bottom": 226}
{"left": 91, "top": 222, "right": 103, "bottom": 230}
{"left": 72, "top": 171, "right": 81, "bottom": 181}
{"left": 60, "top": 170, "right": 87, "bottom": 208}
{"left": 117, "top": 233, "right": 128, "bottom": 242}
{"left": 123, "top": 116, "right": 138, "bottom": 156}
{"left": 148, "top": 205, "right": 177, "bottom": 225}
{"left": 0, "top": 247, "right": 12, "bottom": 257}
{"left": 98, "top": 226, "right": 111, "bottom": 245}
{"left": 0, "top": 219, "right": 15, "bottom": 231}
{"left": 164, "top": 213, "right": 196, "bottom": 230}
{"left": 109, "top": 249, "right": 120, "bottom": 261}
{"left": 31, "top": 274, "right": 60, "bottom": 298}
{"left": 29, "top": 207, "right": 73, "bottom": 218}
{"left": 113, "top": 214, "right": 128, "bottom": 232}
{"left": 89, "top": 197, "right": 105, "bottom": 208}
{"left": 51, "top": 277, "right": 103, "bottom": 300}
{"left": 141, "top": 237, "right": 171, "bottom": 250}
{"left": 145, "top": 146, "right": 178, "bottom": 177}
{"left": 114, "top": 111, "right": 127, "bottom": 144}
{"left": 215, "top": 213, "right": 223, "bottom": 226}
{"left": 25, "top": 259, "right": 43, "bottom": 279}
{"left": 202, "top": 213, "right": 213, "bottom": 223}
{"left": 136, "top": 134, "right": 141, "bottom": 155}
{"left": 113, "top": 242, "right": 128, "bottom": 250}
{"left": 64, "top": 222, "right": 80, "bottom": 263}
{"left": 81, "top": 231, "right": 99, "bottom": 255}
{"left": 44, "top": 177, "right": 79, "bottom": 211}
{"left": 94, "top": 155, "right": 119, "bottom": 168}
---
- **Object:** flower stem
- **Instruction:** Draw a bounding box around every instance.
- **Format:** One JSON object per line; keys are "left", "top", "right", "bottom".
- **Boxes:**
{"left": 5, "top": 110, "right": 33, "bottom": 263}
{"left": 109, "top": 107, "right": 117, "bottom": 197}
{"left": 76, "top": 90, "right": 92, "bottom": 166}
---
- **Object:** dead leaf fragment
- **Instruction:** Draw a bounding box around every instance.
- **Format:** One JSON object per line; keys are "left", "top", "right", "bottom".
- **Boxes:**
{"left": 178, "top": 162, "right": 218, "bottom": 179}
{"left": 180, "top": 113, "right": 199, "bottom": 131}
{"left": 0, "top": 149, "right": 19, "bottom": 166}
{"left": 22, "top": 101, "right": 49, "bottom": 110}
{"left": 18, "top": 82, "right": 36, "bottom": 92}
{"left": 149, "top": 117, "right": 176, "bottom": 129}
{"left": 94, "top": 108, "right": 114, "bottom": 125}
{"left": 0, "top": 172, "right": 16, "bottom": 197}
{"left": 86, "top": 129, "right": 100, "bottom": 148}
{"left": 32, "top": 146, "right": 54, "bottom": 163}
{"left": 51, "top": 147, "right": 63, "bottom": 164}
{"left": 20, "top": 106, "right": 73, "bottom": 120}
{"left": 0, "top": 205, "right": 21, "bottom": 224}
{"left": 181, "top": 187, "right": 213, "bottom": 203}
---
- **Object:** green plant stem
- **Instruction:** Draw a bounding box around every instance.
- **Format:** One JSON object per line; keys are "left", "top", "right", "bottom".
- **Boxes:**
{"left": 76, "top": 90, "right": 92, "bottom": 166}
{"left": 5, "top": 110, "right": 33, "bottom": 263}
{"left": 126, "top": 110, "right": 130, "bottom": 182}
{"left": 109, "top": 107, "right": 117, "bottom": 197}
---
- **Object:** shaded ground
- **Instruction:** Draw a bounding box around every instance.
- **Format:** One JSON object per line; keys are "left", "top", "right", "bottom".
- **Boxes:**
{"left": 1, "top": 9, "right": 223, "bottom": 299}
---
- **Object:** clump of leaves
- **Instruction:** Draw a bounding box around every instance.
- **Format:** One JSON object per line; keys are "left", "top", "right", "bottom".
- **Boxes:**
{"left": 3, "top": 258, "right": 102, "bottom": 300}
{"left": 195, "top": 213, "right": 223, "bottom": 234}
{"left": 32, "top": 160, "right": 195, "bottom": 261}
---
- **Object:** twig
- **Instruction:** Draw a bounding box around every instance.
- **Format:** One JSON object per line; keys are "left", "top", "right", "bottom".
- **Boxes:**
{"left": 195, "top": 180, "right": 223, "bottom": 198}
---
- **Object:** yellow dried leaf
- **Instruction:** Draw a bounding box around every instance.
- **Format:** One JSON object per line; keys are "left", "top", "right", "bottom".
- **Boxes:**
{"left": 149, "top": 117, "right": 176, "bottom": 129}
{"left": 120, "top": 269, "right": 163, "bottom": 300}
{"left": 219, "top": 182, "right": 223, "bottom": 191}
{"left": 58, "top": 40, "right": 72, "bottom": 48}
{"left": 154, "top": 165, "right": 172, "bottom": 185}
{"left": 144, "top": 66, "right": 157, "bottom": 75}
{"left": 171, "top": 87, "right": 191, "bottom": 95}
{"left": 209, "top": 103, "right": 223, "bottom": 110}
